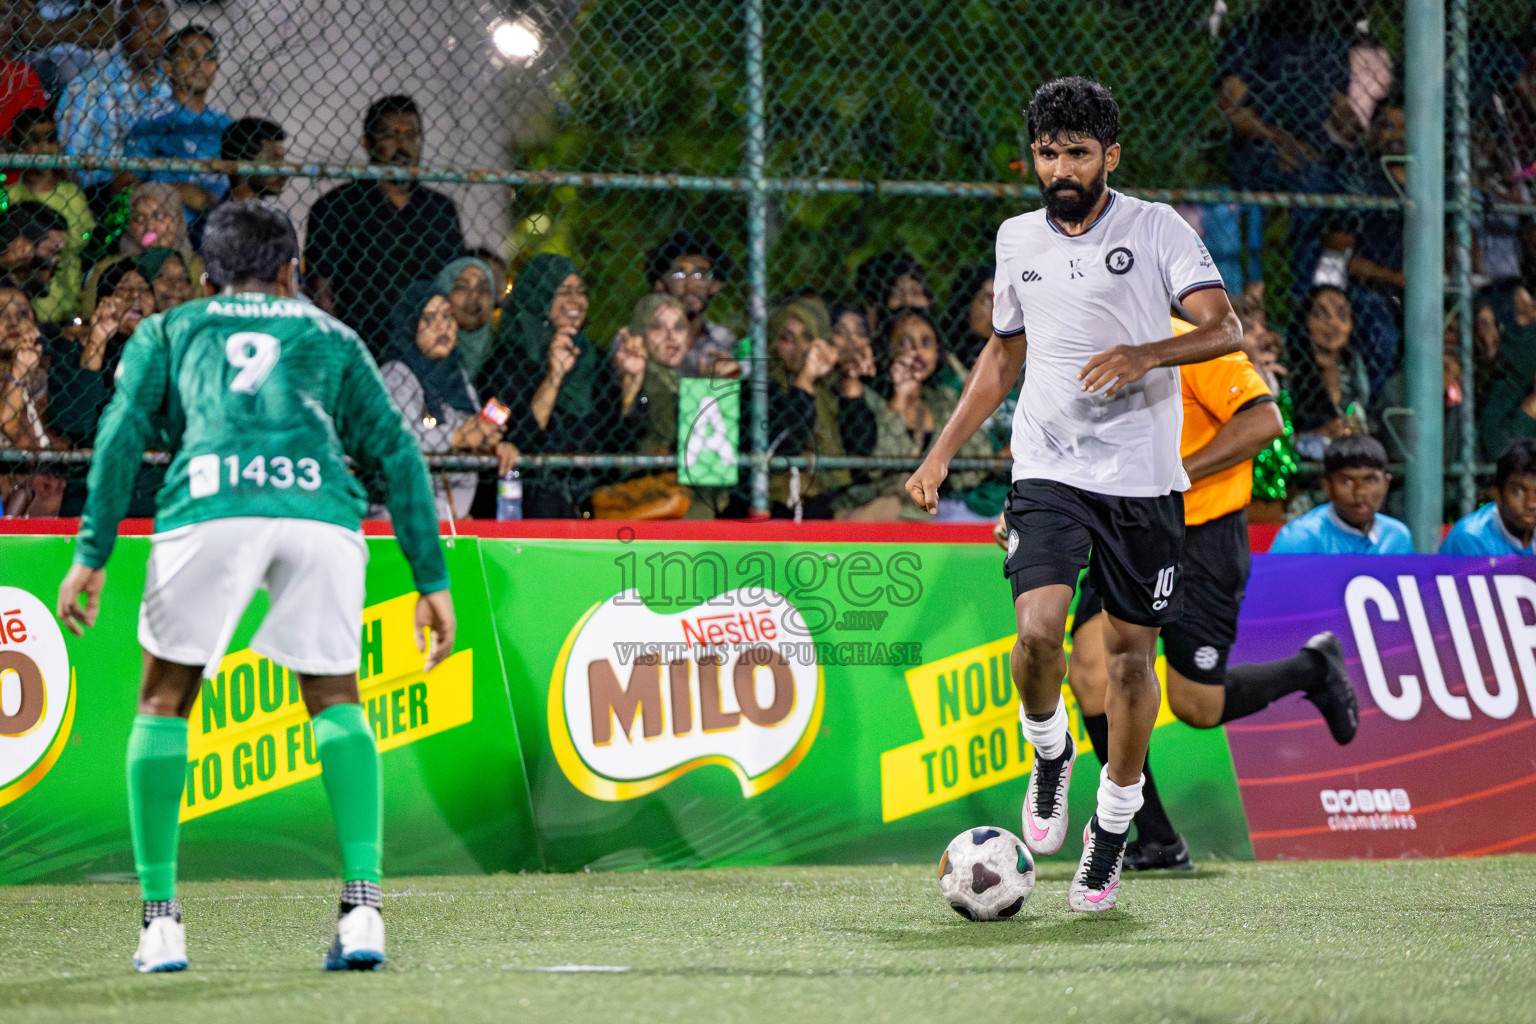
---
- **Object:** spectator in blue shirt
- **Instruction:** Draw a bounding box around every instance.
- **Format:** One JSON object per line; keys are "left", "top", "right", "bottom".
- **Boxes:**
{"left": 1271, "top": 435, "right": 1415, "bottom": 554}
{"left": 1440, "top": 439, "right": 1536, "bottom": 556}
{"left": 56, "top": 0, "right": 172, "bottom": 199}
{"left": 125, "top": 24, "right": 232, "bottom": 219}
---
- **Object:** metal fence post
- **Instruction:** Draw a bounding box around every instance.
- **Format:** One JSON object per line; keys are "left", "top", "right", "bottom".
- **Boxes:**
{"left": 1450, "top": 0, "right": 1475, "bottom": 517}
{"left": 744, "top": 0, "right": 771, "bottom": 517}
{"left": 1404, "top": 0, "right": 1447, "bottom": 550}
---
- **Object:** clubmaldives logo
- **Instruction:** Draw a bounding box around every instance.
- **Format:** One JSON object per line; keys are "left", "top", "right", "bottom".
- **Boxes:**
{"left": 548, "top": 589, "right": 824, "bottom": 801}
{"left": 1318, "top": 787, "right": 1416, "bottom": 832}
{"left": 0, "top": 586, "right": 76, "bottom": 808}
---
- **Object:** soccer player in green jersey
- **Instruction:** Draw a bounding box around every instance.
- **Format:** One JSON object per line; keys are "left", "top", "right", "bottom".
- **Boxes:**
{"left": 55, "top": 201, "right": 456, "bottom": 974}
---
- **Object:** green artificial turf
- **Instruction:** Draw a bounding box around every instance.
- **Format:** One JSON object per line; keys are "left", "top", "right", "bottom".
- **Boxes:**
{"left": 3, "top": 859, "right": 1534, "bottom": 1024}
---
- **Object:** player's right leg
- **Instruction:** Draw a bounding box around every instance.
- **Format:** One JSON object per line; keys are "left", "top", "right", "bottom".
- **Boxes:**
{"left": 132, "top": 519, "right": 276, "bottom": 973}
{"left": 298, "top": 674, "right": 386, "bottom": 972}
{"left": 1000, "top": 481, "right": 1094, "bottom": 857}
{"left": 254, "top": 521, "right": 382, "bottom": 971}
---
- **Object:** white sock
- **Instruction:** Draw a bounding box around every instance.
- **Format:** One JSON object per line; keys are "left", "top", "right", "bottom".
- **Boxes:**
{"left": 1095, "top": 765, "right": 1144, "bottom": 835}
{"left": 1020, "top": 696, "right": 1068, "bottom": 761}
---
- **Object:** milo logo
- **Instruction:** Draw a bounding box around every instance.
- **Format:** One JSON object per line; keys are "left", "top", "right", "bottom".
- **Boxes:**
{"left": 549, "top": 588, "right": 823, "bottom": 801}
{"left": 0, "top": 586, "right": 75, "bottom": 807}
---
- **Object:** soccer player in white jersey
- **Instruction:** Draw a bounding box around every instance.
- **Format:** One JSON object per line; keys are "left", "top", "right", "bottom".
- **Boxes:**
{"left": 906, "top": 77, "right": 1242, "bottom": 911}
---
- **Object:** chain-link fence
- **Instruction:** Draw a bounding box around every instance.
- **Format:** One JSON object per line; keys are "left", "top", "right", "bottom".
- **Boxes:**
{"left": 1, "top": 0, "right": 1534, "bottom": 522}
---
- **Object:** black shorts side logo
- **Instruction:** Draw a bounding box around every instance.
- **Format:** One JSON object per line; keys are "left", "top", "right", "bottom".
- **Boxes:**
{"left": 1151, "top": 564, "right": 1176, "bottom": 611}
{"left": 1105, "top": 247, "right": 1134, "bottom": 275}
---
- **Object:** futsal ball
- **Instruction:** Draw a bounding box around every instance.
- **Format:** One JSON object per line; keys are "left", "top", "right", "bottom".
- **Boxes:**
{"left": 938, "top": 826, "right": 1035, "bottom": 921}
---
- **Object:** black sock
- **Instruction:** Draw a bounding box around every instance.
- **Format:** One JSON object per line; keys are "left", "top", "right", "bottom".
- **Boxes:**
{"left": 1080, "top": 712, "right": 1178, "bottom": 845}
{"left": 1134, "top": 760, "right": 1179, "bottom": 845}
{"left": 1081, "top": 711, "right": 1110, "bottom": 767}
{"left": 1220, "top": 649, "right": 1327, "bottom": 724}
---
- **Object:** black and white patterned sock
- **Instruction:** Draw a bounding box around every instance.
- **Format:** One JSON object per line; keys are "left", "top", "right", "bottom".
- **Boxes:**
{"left": 340, "top": 880, "right": 382, "bottom": 914}
{"left": 143, "top": 898, "right": 180, "bottom": 926}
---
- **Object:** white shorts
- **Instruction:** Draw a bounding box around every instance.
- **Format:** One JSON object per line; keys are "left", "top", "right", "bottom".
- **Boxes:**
{"left": 138, "top": 517, "right": 369, "bottom": 678}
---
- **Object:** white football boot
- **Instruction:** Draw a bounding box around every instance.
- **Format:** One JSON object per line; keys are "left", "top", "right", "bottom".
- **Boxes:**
{"left": 1068, "top": 815, "right": 1129, "bottom": 913}
{"left": 1021, "top": 739, "right": 1076, "bottom": 856}
{"left": 323, "top": 906, "right": 386, "bottom": 971}
{"left": 133, "top": 916, "right": 188, "bottom": 973}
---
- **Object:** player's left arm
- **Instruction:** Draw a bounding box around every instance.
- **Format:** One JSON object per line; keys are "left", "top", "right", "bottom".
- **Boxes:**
{"left": 1079, "top": 287, "right": 1242, "bottom": 398}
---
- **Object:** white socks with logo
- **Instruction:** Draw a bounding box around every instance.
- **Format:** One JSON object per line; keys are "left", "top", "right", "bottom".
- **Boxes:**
{"left": 1095, "top": 766, "right": 1144, "bottom": 836}
{"left": 1020, "top": 696, "right": 1069, "bottom": 761}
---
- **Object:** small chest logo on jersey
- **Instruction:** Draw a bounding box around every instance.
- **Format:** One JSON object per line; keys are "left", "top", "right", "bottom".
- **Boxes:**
{"left": 1106, "top": 247, "right": 1135, "bottom": 275}
{"left": 1020, "top": 270, "right": 1042, "bottom": 284}
{"left": 1068, "top": 258, "right": 1085, "bottom": 280}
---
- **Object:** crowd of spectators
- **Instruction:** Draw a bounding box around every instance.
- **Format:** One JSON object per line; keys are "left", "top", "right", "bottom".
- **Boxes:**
{"left": 2, "top": 0, "right": 1536, "bottom": 528}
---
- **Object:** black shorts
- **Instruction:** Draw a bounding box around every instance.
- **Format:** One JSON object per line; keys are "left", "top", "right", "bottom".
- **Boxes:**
{"left": 1002, "top": 479, "right": 1185, "bottom": 628}
{"left": 1072, "top": 508, "right": 1250, "bottom": 684}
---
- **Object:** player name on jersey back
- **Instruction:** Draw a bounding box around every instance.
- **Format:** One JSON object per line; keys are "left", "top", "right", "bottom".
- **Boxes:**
{"left": 991, "top": 191, "right": 1225, "bottom": 497}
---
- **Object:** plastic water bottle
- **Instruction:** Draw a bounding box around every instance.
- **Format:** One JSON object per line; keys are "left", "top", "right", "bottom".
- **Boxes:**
{"left": 496, "top": 469, "right": 523, "bottom": 521}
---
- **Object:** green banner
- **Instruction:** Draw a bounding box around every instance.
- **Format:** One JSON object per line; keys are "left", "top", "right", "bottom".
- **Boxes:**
{"left": 0, "top": 536, "right": 537, "bottom": 885}
{"left": 677, "top": 378, "right": 740, "bottom": 487}
{"left": 0, "top": 534, "right": 1251, "bottom": 884}
{"left": 483, "top": 538, "right": 1252, "bottom": 870}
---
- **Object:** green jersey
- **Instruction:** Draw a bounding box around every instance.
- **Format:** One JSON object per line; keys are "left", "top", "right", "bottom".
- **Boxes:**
{"left": 75, "top": 292, "right": 449, "bottom": 594}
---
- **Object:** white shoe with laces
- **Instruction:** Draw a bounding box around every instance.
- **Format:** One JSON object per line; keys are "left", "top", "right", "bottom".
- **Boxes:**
{"left": 323, "top": 906, "right": 385, "bottom": 971}
{"left": 1021, "top": 740, "right": 1076, "bottom": 856}
{"left": 133, "top": 916, "right": 188, "bottom": 973}
{"left": 1068, "top": 815, "right": 1129, "bottom": 913}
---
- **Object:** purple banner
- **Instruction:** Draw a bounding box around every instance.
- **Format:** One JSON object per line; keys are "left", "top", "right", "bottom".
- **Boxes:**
{"left": 1227, "top": 555, "right": 1536, "bottom": 859}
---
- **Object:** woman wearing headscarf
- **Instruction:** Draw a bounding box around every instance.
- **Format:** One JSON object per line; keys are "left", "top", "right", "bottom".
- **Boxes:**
{"left": 379, "top": 281, "right": 518, "bottom": 521}
{"left": 47, "top": 257, "right": 164, "bottom": 515}
{"left": 433, "top": 255, "right": 504, "bottom": 380}
{"left": 758, "top": 297, "right": 856, "bottom": 518}
{"left": 136, "top": 247, "right": 192, "bottom": 313}
{"left": 82, "top": 183, "right": 205, "bottom": 314}
{"left": 479, "top": 252, "right": 629, "bottom": 517}
{"left": 834, "top": 307, "right": 996, "bottom": 521}
{"left": 1475, "top": 286, "right": 1536, "bottom": 460}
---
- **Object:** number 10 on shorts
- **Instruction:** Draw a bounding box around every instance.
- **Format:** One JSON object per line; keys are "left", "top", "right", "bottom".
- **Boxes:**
{"left": 1152, "top": 565, "right": 1176, "bottom": 611}
{"left": 187, "top": 452, "right": 321, "bottom": 499}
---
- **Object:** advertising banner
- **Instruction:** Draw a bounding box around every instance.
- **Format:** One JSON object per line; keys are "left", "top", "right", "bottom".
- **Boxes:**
{"left": 1226, "top": 555, "right": 1536, "bottom": 859}
{"left": 0, "top": 535, "right": 537, "bottom": 885}
{"left": 1, "top": 531, "right": 1250, "bottom": 883}
{"left": 479, "top": 536, "right": 1252, "bottom": 872}
{"left": 18, "top": 528, "right": 1527, "bottom": 882}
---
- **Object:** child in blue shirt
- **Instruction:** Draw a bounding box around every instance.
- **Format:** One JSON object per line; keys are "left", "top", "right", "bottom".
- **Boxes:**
{"left": 1271, "top": 434, "right": 1415, "bottom": 554}
{"left": 1440, "top": 438, "right": 1536, "bottom": 556}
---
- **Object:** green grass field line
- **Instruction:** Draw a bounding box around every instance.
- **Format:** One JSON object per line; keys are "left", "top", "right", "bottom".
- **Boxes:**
{"left": 3, "top": 859, "right": 1534, "bottom": 1024}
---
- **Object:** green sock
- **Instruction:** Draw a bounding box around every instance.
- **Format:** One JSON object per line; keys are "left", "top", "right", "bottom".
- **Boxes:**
{"left": 127, "top": 715, "right": 189, "bottom": 902}
{"left": 312, "top": 703, "right": 382, "bottom": 884}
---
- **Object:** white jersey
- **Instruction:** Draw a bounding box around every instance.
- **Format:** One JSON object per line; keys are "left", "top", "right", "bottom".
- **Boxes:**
{"left": 992, "top": 191, "right": 1223, "bottom": 497}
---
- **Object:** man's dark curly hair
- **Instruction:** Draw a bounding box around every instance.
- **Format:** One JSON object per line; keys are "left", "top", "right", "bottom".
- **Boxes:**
{"left": 1026, "top": 76, "right": 1120, "bottom": 150}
